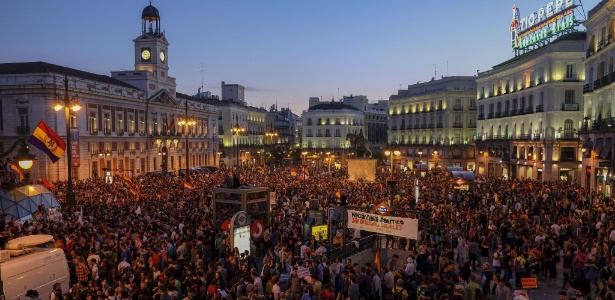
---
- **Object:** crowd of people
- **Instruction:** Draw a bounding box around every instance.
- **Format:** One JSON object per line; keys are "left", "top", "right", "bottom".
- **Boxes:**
{"left": 5, "top": 162, "right": 615, "bottom": 300}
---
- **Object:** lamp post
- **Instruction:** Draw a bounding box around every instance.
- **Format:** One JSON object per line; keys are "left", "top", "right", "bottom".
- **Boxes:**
{"left": 0, "top": 139, "right": 36, "bottom": 179}
{"left": 178, "top": 101, "right": 196, "bottom": 181}
{"left": 418, "top": 150, "right": 423, "bottom": 167}
{"left": 302, "top": 151, "right": 308, "bottom": 167}
{"left": 265, "top": 131, "right": 278, "bottom": 145}
{"left": 326, "top": 152, "right": 331, "bottom": 172}
{"left": 231, "top": 122, "right": 245, "bottom": 166}
{"left": 432, "top": 150, "right": 439, "bottom": 170}
{"left": 385, "top": 149, "right": 401, "bottom": 206}
{"left": 53, "top": 74, "right": 81, "bottom": 207}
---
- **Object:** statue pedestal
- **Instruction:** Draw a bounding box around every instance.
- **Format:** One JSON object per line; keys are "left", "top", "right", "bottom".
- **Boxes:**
{"left": 347, "top": 159, "right": 377, "bottom": 182}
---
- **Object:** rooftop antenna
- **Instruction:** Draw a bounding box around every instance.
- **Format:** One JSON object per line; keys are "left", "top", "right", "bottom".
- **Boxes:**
{"left": 447, "top": 61, "right": 449, "bottom": 77}
{"left": 337, "top": 88, "right": 340, "bottom": 101}
{"left": 433, "top": 64, "right": 438, "bottom": 79}
{"left": 199, "top": 63, "right": 206, "bottom": 96}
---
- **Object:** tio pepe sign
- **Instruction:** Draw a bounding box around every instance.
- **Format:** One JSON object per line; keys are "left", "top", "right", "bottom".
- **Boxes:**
{"left": 510, "top": 0, "right": 576, "bottom": 50}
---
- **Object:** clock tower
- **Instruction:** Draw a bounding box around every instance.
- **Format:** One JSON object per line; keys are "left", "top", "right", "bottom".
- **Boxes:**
{"left": 113, "top": 3, "right": 176, "bottom": 98}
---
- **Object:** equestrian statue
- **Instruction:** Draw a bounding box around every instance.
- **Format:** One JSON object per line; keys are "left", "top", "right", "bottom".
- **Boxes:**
{"left": 346, "top": 129, "right": 374, "bottom": 158}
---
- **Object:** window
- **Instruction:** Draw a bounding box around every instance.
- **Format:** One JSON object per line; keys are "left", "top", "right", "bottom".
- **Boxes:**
{"left": 117, "top": 113, "right": 124, "bottom": 134}
{"left": 335, "top": 128, "right": 341, "bottom": 137}
{"left": 566, "top": 64, "right": 575, "bottom": 79}
{"left": 565, "top": 90, "right": 575, "bottom": 103}
{"left": 469, "top": 99, "right": 476, "bottom": 108}
{"left": 139, "top": 116, "right": 145, "bottom": 135}
{"left": 152, "top": 117, "right": 158, "bottom": 134}
{"left": 18, "top": 108, "right": 28, "bottom": 127}
{"left": 129, "top": 115, "right": 135, "bottom": 135}
{"left": 307, "top": 118, "right": 312, "bottom": 126}
{"left": 89, "top": 112, "right": 97, "bottom": 133}
{"left": 69, "top": 111, "right": 76, "bottom": 128}
{"left": 104, "top": 112, "right": 111, "bottom": 134}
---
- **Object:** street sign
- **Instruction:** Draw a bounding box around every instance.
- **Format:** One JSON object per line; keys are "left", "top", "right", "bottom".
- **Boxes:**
{"left": 599, "top": 161, "right": 611, "bottom": 168}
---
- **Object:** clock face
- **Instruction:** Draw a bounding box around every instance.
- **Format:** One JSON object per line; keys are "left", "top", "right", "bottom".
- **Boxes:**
{"left": 141, "top": 49, "right": 151, "bottom": 61}
{"left": 160, "top": 51, "right": 165, "bottom": 62}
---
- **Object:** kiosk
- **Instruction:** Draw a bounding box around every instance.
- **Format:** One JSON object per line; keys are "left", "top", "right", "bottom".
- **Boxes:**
{"left": 213, "top": 186, "right": 270, "bottom": 226}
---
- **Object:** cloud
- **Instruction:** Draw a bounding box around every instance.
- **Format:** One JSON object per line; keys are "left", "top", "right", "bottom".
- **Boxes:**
{"left": 244, "top": 86, "right": 273, "bottom": 92}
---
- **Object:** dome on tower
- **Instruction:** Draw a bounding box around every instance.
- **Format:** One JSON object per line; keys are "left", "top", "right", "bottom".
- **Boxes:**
{"left": 142, "top": 4, "right": 160, "bottom": 21}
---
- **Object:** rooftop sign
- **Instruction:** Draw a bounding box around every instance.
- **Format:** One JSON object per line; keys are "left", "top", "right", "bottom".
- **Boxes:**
{"left": 510, "top": 0, "right": 576, "bottom": 50}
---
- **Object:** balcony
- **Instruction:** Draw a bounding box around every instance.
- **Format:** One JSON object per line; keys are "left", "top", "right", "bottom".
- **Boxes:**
{"left": 583, "top": 83, "right": 593, "bottom": 94}
{"left": 562, "top": 103, "right": 579, "bottom": 111}
{"left": 563, "top": 74, "right": 580, "bottom": 82}
{"left": 558, "top": 132, "right": 577, "bottom": 140}
{"left": 436, "top": 123, "right": 443, "bottom": 128}
{"left": 16, "top": 125, "right": 30, "bottom": 135}
{"left": 117, "top": 130, "right": 124, "bottom": 136}
{"left": 477, "top": 114, "right": 485, "bottom": 120}
{"left": 495, "top": 112, "right": 502, "bottom": 118}
{"left": 421, "top": 124, "right": 427, "bottom": 129}
{"left": 104, "top": 128, "right": 112, "bottom": 135}
{"left": 391, "top": 126, "right": 398, "bottom": 130}
{"left": 436, "top": 106, "right": 443, "bottom": 111}
{"left": 535, "top": 105, "right": 544, "bottom": 112}
{"left": 306, "top": 134, "right": 314, "bottom": 137}
{"left": 487, "top": 113, "right": 494, "bottom": 119}
{"left": 594, "top": 79, "right": 602, "bottom": 90}
{"left": 453, "top": 105, "right": 463, "bottom": 111}
{"left": 502, "top": 111, "right": 509, "bottom": 117}
{"left": 525, "top": 107, "right": 533, "bottom": 114}
{"left": 517, "top": 134, "right": 531, "bottom": 140}
{"left": 129, "top": 149, "right": 136, "bottom": 154}
{"left": 469, "top": 106, "right": 477, "bottom": 111}
{"left": 536, "top": 77, "right": 544, "bottom": 85}
{"left": 467, "top": 123, "right": 477, "bottom": 128}
{"left": 453, "top": 122, "right": 463, "bottom": 128}
{"left": 428, "top": 123, "right": 434, "bottom": 128}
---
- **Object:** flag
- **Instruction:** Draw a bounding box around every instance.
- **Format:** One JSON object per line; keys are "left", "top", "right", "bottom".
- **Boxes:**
{"left": 126, "top": 182, "right": 137, "bottom": 196}
{"left": 135, "top": 205, "right": 141, "bottom": 216}
{"left": 257, "top": 165, "right": 265, "bottom": 173}
{"left": 123, "top": 174, "right": 133, "bottom": 186}
{"left": 466, "top": 208, "right": 471, "bottom": 220}
{"left": 183, "top": 180, "right": 194, "bottom": 192}
{"left": 41, "top": 177, "right": 56, "bottom": 189}
{"left": 290, "top": 167, "right": 297, "bottom": 177}
{"left": 9, "top": 162, "right": 24, "bottom": 180}
{"left": 28, "top": 120, "right": 66, "bottom": 163}
{"left": 301, "top": 166, "right": 310, "bottom": 176}
{"left": 299, "top": 172, "right": 309, "bottom": 181}
{"left": 335, "top": 190, "right": 341, "bottom": 199}
{"left": 374, "top": 250, "right": 381, "bottom": 273}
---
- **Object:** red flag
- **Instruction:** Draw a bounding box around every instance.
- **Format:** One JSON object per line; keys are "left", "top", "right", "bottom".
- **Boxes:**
{"left": 41, "top": 177, "right": 56, "bottom": 189}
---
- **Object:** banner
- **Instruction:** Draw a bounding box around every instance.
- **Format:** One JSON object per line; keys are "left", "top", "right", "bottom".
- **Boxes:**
{"left": 70, "top": 128, "right": 80, "bottom": 168}
{"left": 347, "top": 209, "right": 418, "bottom": 240}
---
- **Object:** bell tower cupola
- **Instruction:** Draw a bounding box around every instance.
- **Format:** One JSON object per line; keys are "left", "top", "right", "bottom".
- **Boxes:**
{"left": 142, "top": 3, "right": 162, "bottom": 36}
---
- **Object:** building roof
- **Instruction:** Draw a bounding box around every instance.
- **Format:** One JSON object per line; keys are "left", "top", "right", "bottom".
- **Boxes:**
{"left": 491, "top": 31, "right": 587, "bottom": 69}
{"left": 0, "top": 61, "right": 138, "bottom": 89}
{"left": 308, "top": 102, "right": 359, "bottom": 111}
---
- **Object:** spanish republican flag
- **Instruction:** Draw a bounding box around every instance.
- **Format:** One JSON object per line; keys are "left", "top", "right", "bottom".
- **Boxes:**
{"left": 29, "top": 120, "right": 66, "bottom": 163}
{"left": 9, "top": 162, "right": 24, "bottom": 180}
{"left": 123, "top": 174, "right": 133, "bottom": 185}
{"left": 290, "top": 167, "right": 297, "bottom": 177}
{"left": 183, "top": 180, "right": 194, "bottom": 192}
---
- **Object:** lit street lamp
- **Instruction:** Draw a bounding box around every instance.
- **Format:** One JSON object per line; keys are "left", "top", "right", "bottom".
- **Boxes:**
{"left": 302, "top": 151, "right": 308, "bottom": 167}
{"left": 177, "top": 101, "right": 196, "bottom": 181}
{"left": 231, "top": 122, "right": 245, "bottom": 166}
{"left": 53, "top": 74, "right": 81, "bottom": 207}
{"left": 384, "top": 149, "right": 401, "bottom": 206}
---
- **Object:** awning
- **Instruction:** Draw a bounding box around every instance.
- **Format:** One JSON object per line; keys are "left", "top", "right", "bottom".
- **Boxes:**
{"left": 601, "top": 138, "right": 613, "bottom": 159}
{"left": 450, "top": 171, "right": 475, "bottom": 180}
{"left": 447, "top": 166, "right": 464, "bottom": 172}
{"left": 594, "top": 138, "right": 604, "bottom": 156}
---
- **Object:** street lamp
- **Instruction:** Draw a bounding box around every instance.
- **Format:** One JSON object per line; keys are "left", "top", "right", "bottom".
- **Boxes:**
{"left": 418, "top": 150, "right": 423, "bottom": 165}
{"left": 432, "top": 150, "right": 439, "bottom": 169}
{"left": 231, "top": 122, "right": 245, "bottom": 166}
{"left": 265, "top": 131, "right": 278, "bottom": 145}
{"left": 302, "top": 151, "right": 308, "bottom": 167}
{"left": 384, "top": 149, "right": 401, "bottom": 206}
{"left": 326, "top": 152, "right": 331, "bottom": 172}
{"left": 53, "top": 74, "right": 81, "bottom": 207}
{"left": 177, "top": 101, "right": 196, "bottom": 181}
{"left": 0, "top": 139, "right": 36, "bottom": 181}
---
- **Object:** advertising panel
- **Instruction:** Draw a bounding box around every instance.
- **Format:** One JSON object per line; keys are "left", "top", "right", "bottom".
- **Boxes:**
{"left": 347, "top": 210, "right": 418, "bottom": 240}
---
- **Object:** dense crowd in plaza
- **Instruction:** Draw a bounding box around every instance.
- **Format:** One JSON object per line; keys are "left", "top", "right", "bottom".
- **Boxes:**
{"left": 7, "top": 163, "right": 615, "bottom": 300}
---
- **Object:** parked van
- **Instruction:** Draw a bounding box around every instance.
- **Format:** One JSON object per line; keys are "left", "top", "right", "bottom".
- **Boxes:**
{"left": 0, "top": 235, "right": 69, "bottom": 299}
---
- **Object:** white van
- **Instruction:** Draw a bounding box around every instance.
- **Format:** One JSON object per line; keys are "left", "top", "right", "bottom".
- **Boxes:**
{"left": 0, "top": 235, "right": 70, "bottom": 300}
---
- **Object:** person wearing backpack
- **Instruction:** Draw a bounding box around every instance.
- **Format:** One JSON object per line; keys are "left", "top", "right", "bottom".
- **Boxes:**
{"left": 513, "top": 252, "right": 526, "bottom": 288}
{"left": 231, "top": 276, "right": 247, "bottom": 299}
{"left": 390, "top": 279, "right": 408, "bottom": 300}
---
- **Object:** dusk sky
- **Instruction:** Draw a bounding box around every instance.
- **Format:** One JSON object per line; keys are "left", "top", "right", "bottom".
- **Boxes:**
{"left": 1, "top": 0, "right": 597, "bottom": 115}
